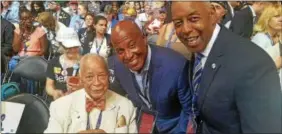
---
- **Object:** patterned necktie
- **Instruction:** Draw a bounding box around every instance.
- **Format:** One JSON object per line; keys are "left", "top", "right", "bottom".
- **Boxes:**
{"left": 86, "top": 98, "right": 105, "bottom": 113}
{"left": 187, "top": 53, "right": 204, "bottom": 134}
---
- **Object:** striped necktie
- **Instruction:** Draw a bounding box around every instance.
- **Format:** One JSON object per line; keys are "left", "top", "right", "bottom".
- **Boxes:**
{"left": 187, "top": 53, "right": 204, "bottom": 134}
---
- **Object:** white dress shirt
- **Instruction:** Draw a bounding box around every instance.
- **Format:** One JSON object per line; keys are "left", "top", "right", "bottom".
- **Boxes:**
{"left": 200, "top": 24, "right": 221, "bottom": 68}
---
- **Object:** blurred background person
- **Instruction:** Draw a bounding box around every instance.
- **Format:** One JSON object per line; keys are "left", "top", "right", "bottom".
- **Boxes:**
{"left": 222, "top": 1, "right": 241, "bottom": 29}
{"left": 30, "top": 1, "right": 45, "bottom": 18}
{"left": 69, "top": 2, "right": 87, "bottom": 32}
{"left": 210, "top": 1, "right": 227, "bottom": 24}
{"left": 230, "top": 1, "right": 271, "bottom": 39}
{"left": 137, "top": 3, "right": 151, "bottom": 27}
{"left": 252, "top": 3, "right": 282, "bottom": 89}
{"left": 47, "top": 1, "right": 70, "bottom": 27}
{"left": 89, "top": 15, "right": 112, "bottom": 59}
{"left": 1, "top": 2, "right": 15, "bottom": 58}
{"left": 146, "top": 8, "right": 167, "bottom": 45}
{"left": 1, "top": 1, "right": 19, "bottom": 24}
{"left": 103, "top": 5, "right": 118, "bottom": 35}
{"left": 36, "top": 12, "right": 67, "bottom": 58}
{"left": 45, "top": 28, "right": 82, "bottom": 101}
{"left": 78, "top": 13, "right": 95, "bottom": 55}
{"left": 12, "top": 9, "right": 47, "bottom": 58}
{"left": 88, "top": 1, "right": 101, "bottom": 15}
{"left": 124, "top": 7, "right": 142, "bottom": 30}
{"left": 135, "top": 2, "right": 141, "bottom": 14}
{"left": 156, "top": 7, "right": 191, "bottom": 60}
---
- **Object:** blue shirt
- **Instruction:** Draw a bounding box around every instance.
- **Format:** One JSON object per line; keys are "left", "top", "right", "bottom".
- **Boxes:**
{"left": 69, "top": 15, "right": 85, "bottom": 32}
{"left": 1, "top": 2, "right": 19, "bottom": 24}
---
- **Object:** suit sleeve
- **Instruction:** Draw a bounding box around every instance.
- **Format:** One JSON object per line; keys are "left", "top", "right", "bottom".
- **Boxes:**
{"left": 2, "top": 21, "right": 15, "bottom": 56}
{"left": 230, "top": 11, "right": 249, "bottom": 38}
{"left": 108, "top": 56, "right": 128, "bottom": 96}
{"left": 176, "top": 60, "right": 193, "bottom": 133}
{"left": 44, "top": 101, "right": 65, "bottom": 133}
{"left": 235, "top": 56, "right": 282, "bottom": 133}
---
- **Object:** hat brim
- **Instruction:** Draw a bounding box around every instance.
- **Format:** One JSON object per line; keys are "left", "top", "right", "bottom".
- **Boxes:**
{"left": 61, "top": 40, "right": 81, "bottom": 48}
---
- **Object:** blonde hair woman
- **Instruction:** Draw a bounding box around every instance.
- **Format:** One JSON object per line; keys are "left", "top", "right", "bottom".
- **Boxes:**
{"left": 252, "top": 3, "right": 282, "bottom": 89}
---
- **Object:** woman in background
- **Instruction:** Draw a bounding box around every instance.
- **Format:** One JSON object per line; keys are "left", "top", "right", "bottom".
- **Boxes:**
{"left": 89, "top": 15, "right": 112, "bottom": 59}
{"left": 78, "top": 13, "right": 95, "bottom": 55}
{"left": 12, "top": 9, "right": 47, "bottom": 57}
{"left": 252, "top": 3, "right": 282, "bottom": 89}
{"left": 30, "top": 1, "right": 45, "bottom": 18}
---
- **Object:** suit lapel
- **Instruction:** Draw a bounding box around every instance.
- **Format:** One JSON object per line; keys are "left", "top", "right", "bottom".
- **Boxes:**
{"left": 70, "top": 90, "right": 87, "bottom": 131}
{"left": 117, "top": 60, "right": 143, "bottom": 106}
{"left": 198, "top": 28, "right": 226, "bottom": 110}
{"left": 148, "top": 45, "right": 163, "bottom": 110}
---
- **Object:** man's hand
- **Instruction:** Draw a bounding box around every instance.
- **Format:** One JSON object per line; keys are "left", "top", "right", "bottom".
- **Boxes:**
{"left": 78, "top": 129, "right": 107, "bottom": 133}
{"left": 52, "top": 89, "right": 64, "bottom": 100}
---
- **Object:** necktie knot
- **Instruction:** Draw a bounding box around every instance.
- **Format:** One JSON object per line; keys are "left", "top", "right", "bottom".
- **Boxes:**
{"left": 86, "top": 98, "right": 105, "bottom": 113}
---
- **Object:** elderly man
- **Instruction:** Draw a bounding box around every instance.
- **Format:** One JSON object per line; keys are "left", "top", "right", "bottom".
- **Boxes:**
{"left": 108, "top": 20, "right": 191, "bottom": 133}
{"left": 171, "top": 2, "right": 282, "bottom": 133}
{"left": 45, "top": 54, "right": 137, "bottom": 133}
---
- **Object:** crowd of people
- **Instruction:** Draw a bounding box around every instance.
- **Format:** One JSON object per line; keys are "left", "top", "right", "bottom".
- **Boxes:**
{"left": 1, "top": 1, "right": 282, "bottom": 133}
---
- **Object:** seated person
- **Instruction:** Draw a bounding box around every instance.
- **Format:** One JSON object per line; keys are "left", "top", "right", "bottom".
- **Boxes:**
{"left": 44, "top": 54, "right": 137, "bottom": 133}
{"left": 45, "top": 28, "right": 82, "bottom": 101}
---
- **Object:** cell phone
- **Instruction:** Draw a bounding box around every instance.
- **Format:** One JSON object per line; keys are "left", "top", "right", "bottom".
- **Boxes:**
{"left": 68, "top": 76, "right": 80, "bottom": 85}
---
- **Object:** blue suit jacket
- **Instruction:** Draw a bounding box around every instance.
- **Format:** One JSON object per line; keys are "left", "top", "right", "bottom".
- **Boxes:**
{"left": 108, "top": 45, "right": 192, "bottom": 133}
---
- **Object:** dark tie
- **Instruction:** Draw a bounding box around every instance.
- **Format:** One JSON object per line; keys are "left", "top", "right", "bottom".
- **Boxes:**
{"left": 187, "top": 53, "right": 204, "bottom": 133}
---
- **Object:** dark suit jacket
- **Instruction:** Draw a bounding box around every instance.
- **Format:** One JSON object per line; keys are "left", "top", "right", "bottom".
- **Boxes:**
{"left": 230, "top": 6, "right": 254, "bottom": 39}
{"left": 191, "top": 26, "right": 282, "bottom": 134}
{"left": 1, "top": 17, "right": 15, "bottom": 56}
{"left": 108, "top": 45, "right": 192, "bottom": 133}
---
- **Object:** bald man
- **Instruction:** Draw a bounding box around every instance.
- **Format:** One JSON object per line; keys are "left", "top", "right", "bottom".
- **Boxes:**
{"left": 45, "top": 54, "right": 137, "bottom": 133}
{"left": 172, "top": 2, "right": 282, "bottom": 133}
{"left": 108, "top": 20, "right": 192, "bottom": 133}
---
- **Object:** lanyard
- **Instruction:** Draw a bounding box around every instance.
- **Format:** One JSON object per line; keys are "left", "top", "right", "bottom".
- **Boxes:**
{"left": 94, "top": 37, "right": 105, "bottom": 54}
{"left": 86, "top": 111, "right": 103, "bottom": 130}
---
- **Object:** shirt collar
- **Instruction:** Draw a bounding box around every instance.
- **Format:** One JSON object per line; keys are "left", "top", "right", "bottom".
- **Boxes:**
{"left": 200, "top": 24, "right": 221, "bottom": 57}
{"left": 248, "top": 5, "right": 256, "bottom": 17}
{"left": 130, "top": 45, "right": 151, "bottom": 74}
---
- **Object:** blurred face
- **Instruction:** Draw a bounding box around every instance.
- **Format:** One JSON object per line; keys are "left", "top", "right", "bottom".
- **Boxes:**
{"left": 211, "top": 2, "right": 226, "bottom": 23}
{"left": 1, "top": 1, "right": 10, "bottom": 8}
{"left": 33, "top": 4, "right": 40, "bottom": 11}
{"left": 70, "top": 3, "right": 78, "bottom": 13}
{"left": 48, "top": 2, "right": 58, "bottom": 11}
{"left": 129, "top": 2, "right": 135, "bottom": 8}
{"left": 81, "top": 60, "right": 109, "bottom": 100}
{"left": 135, "top": 2, "right": 140, "bottom": 10}
{"left": 113, "top": 33, "right": 148, "bottom": 72}
{"left": 95, "top": 19, "right": 107, "bottom": 35}
{"left": 85, "top": 15, "right": 94, "bottom": 27}
{"left": 159, "top": 12, "right": 167, "bottom": 21}
{"left": 65, "top": 47, "right": 80, "bottom": 60}
{"left": 21, "top": 12, "right": 33, "bottom": 28}
{"left": 144, "top": 5, "right": 150, "bottom": 14}
{"left": 172, "top": 2, "right": 216, "bottom": 53}
{"left": 78, "top": 5, "right": 87, "bottom": 17}
{"left": 269, "top": 15, "right": 282, "bottom": 32}
{"left": 105, "top": 13, "right": 113, "bottom": 21}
